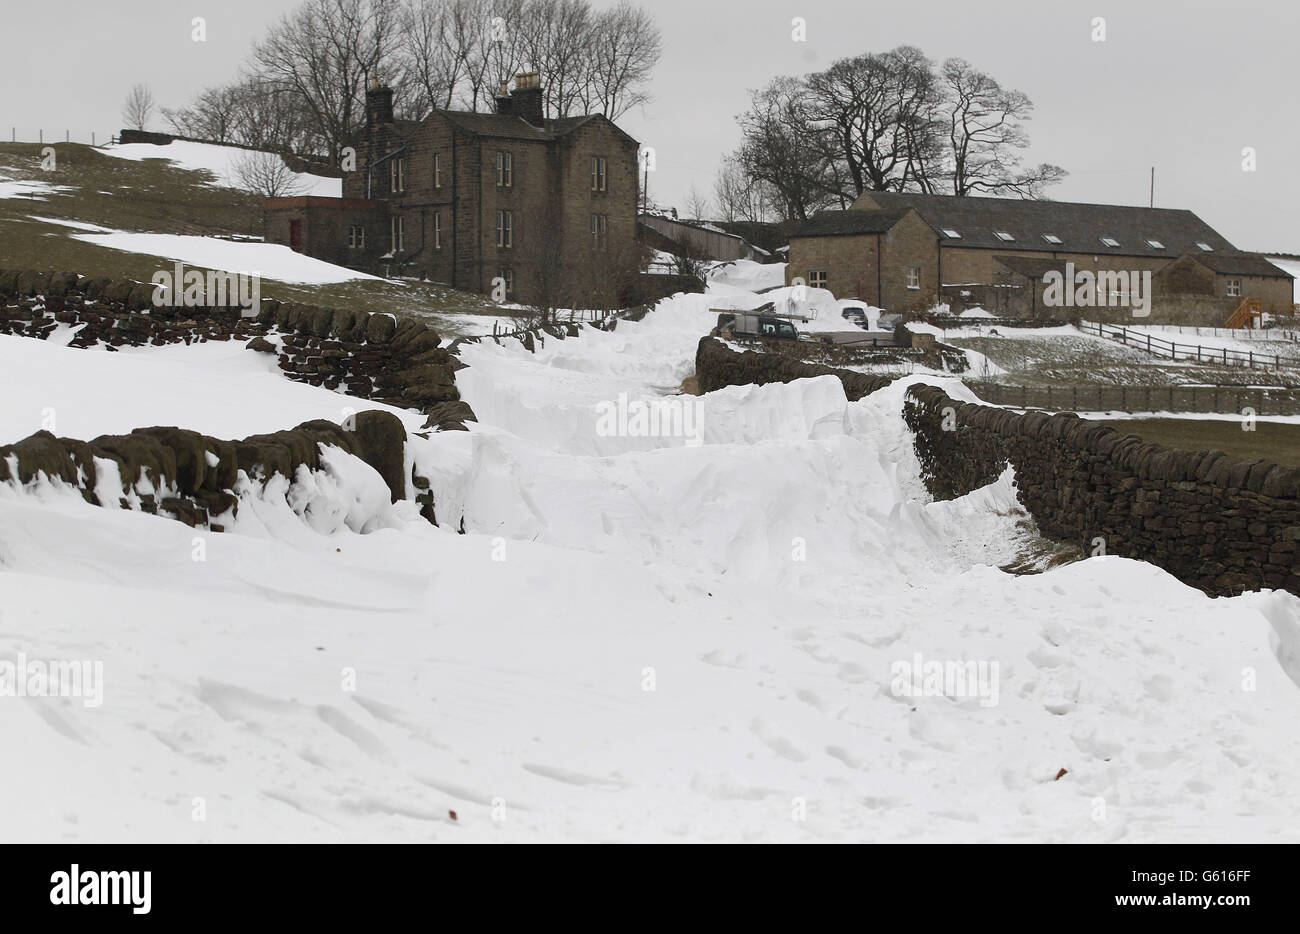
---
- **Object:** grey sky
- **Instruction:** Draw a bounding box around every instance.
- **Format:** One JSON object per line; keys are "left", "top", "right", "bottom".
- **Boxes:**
{"left": 7, "top": 0, "right": 1298, "bottom": 251}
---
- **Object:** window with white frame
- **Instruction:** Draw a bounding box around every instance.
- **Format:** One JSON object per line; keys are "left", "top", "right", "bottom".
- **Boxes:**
{"left": 994, "top": 230, "right": 1015, "bottom": 242}
{"left": 1197, "top": 242, "right": 1214, "bottom": 252}
{"left": 1100, "top": 236, "right": 1121, "bottom": 248}
{"left": 940, "top": 228, "right": 961, "bottom": 239}
{"left": 496, "top": 210, "right": 513, "bottom": 248}
{"left": 808, "top": 269, "right": 828, "bottom": 290}
{"left": 347, "top": 225, "right": 365, "bottom": 249}
{"left": 906, "top": 265, "right": 921, "bottom": 290}
{"left": 433, "top": 153, "right": 442, "bottom": 189}
{"left": 496, "top": 151, "right": 513, "bottom": 188}
{"left": 591, "top": 156, "right": 607, "bottom": 191}
{"left": 390, "top": 157, "right": 406, "bottom": 193}
{"left": 1226, "top": 278, "right": 1242, "bottom": 297}
{"left": 1042, "top": 234, "right": 1062, "bottom": 245}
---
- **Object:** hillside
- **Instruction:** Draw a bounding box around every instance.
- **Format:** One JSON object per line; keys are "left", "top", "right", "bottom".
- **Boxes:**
{"left": 0, "top": 141, "right": 505, "bottom": 335}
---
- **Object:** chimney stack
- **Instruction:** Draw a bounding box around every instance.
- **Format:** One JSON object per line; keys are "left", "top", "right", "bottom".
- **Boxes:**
{"left": 510, "top": 72, "right": 544, "bottom": 126}
{"left": 366, "top": 77, "right": 394, "bottom": 127}
{"left": 494, "top": 79, "right": 513, "bottom": 116}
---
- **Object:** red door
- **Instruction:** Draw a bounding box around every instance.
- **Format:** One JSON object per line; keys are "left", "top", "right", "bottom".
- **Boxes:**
{"left": 289, "top": 219, "right": 303, "bottom": 252}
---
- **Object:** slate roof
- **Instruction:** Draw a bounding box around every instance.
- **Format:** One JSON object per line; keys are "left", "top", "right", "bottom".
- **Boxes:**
{"left": 1188, "top": 252, "right": 1292, "bottom": 278}
{"left": 789, "top": 209, "right": 912, "bottom": 238}
{"left": 853, "top": 190, "right": 1240, "bottom": 259}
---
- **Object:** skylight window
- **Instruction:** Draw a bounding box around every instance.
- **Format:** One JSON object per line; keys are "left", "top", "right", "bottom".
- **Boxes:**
{"left": 1145, "top": 239, "right": 1165, "bottom": 249}
{"left": 1196, "top": 242, "right": 1214, "bottom": 252}
{"left": 1100, "top": 237, "right": 1121, "bottom": 248}
{"left": 993, "top": 231, "right": 1015, "bottom": 242}
{"left": 1042, "top": 234, "right": 1062, "bottom": 245}
{"left": 940, "top": 228, "right": 961, "bottom": 239}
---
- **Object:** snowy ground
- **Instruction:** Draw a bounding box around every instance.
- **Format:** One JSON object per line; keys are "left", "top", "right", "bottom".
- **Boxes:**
{"left": 2, "top": 286, "right": 1299, "bottom": 843}
{"left": 66, "top": 229, "right": 383, "bottom": 286}
{"left": 99, "top": 141, "right": 341, "bottom": 198}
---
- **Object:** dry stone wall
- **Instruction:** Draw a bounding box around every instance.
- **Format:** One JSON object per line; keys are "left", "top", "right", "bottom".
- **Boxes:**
{"left": 0, "top": 411, "right": 408, "bottom": 531}
{"left": 904, "top": 384, "right": 1300, "bottom": 597}
{"left": 0, "top": 267, "right": 475, "bottom": 432}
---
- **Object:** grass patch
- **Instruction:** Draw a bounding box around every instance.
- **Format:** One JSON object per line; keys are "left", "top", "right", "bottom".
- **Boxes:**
{"left": 1098, "top": 418, "right": 1300, "bottom": 467}
{"left": 0, "top": 142, "right": 505, "bottom": 335}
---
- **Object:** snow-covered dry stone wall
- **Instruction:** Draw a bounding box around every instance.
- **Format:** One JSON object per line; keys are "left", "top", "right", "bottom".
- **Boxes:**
{"left": 905, "top": 383, "right": 1300, "bottom": 597}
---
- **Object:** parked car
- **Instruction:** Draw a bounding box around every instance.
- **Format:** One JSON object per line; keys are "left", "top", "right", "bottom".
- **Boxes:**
{"left": 714, "top": 311, "right": 802, "bottom": 341}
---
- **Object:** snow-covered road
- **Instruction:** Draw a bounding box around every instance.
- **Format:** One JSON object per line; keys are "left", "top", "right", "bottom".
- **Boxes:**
{"left": 1, "top": 289, "right": 1298, "bottom": 842}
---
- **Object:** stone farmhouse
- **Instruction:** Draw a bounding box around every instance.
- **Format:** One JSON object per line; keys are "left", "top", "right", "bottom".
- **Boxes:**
{"left": 265, "top": 73, "right": 641, "bottom": 308}
{"left": 787, "top": 191, "right": 1294, "bottom": 324}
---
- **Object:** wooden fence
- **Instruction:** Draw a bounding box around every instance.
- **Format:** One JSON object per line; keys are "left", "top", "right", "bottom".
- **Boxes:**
{"left": 1079, "top": 320, "right": 1300, "bottom": 370}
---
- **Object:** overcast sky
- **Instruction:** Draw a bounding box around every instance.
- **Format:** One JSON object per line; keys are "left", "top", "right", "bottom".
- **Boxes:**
{"left": 7, "top": 0, "right": 1298, "bottom": 251}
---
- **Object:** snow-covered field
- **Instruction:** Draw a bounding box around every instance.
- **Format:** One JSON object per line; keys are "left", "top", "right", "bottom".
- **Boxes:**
{"left": 99, "top": 141, "right": 341, "bottom": 198}
{"left": 66, "top": 229, "right": 383, "bottom": 285}
{"left": 2, "top": 285, "right": 1299, "bottom": 843}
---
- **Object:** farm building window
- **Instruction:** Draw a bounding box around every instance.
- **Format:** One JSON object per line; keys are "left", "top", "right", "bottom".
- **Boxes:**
{"left": 347, "top": 226, "right": 365, "bottom": 249}
{"left": 1100, "top": 237, "right": 1121, "bottom": 248}
{"left": 808, "top": 270, "right": 828, "bottom": 290}
{"left": 590, "top": 213, "right": 608, "bottom": 247}
{"left": 994, "top": 231, "right": 1015, "bottom": 242}
{"left": 433, "top": 153, "right": 442, "bottom": 189}
{"left": 940, "top": 228, "right": 961, "bottom": 239}
{"left": 1042, "top": 234, "right": 1062, "bottom": 245}
{"left": 591, "top": 157, "right": 607, "bottom": 191}
{"left": 390, "top": 157, "right": 406, "bottom": 193}
{"left": 906, "top": 266, "right": 921, "bottom": 290}
{"left": 1226, "top": 278, "right": 1242, "bottom": 297}
{"left": 390, "top": 216, "right": 405, "bottom": 253}
{"left": 496, "top": 151, "right": 513, "bottom": 188}
{"left": 1197, "top": 242, "right": 1214, "bottom": 252}
{"left": 1145, "top": 239, "right": 1165, "bottom": 249}
{"left": 496, "top": 210, "right": 513, "bottom": 248}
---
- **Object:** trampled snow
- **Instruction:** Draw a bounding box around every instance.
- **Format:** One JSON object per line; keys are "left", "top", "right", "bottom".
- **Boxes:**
{"left": 1, "top": 284, "right": 1298, "bottom": 843}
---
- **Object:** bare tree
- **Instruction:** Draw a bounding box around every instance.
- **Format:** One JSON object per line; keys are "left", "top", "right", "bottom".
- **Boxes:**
{"left": 713, "top": 154, "right": 770, "bottom": 222}
{"left": 804, "top": 46, "right": 943, "bottom": 198}
{"left": 253, "top": 0, "right": 399, "bottom": 163}
{"left": 122, "top": 84, "right": 156, "bottom": 131}
{"left": 682, "top": 185, "right": 711, "bottom": 221}
{"left": 939, "top": 58, "right": 1066, "bottom": 197}
{"left": 231, "top": 149, "right": 310, "bottom": 198}
{"left": 584, "top": 1, "right": 661, "bottom": 119}
{"left": 736, "top": 77, "right": 839, "bottom": 221}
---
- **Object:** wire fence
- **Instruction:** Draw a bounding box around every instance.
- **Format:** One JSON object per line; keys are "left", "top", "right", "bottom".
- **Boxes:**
{"left": 1079, "top": 320, "right": 1300, "bottom": 370}
{"left": 6, "top": 128, "right": 118, "bottom": 147}
{"left": 966, "top": 380, "right": 1300, "bottom": 416}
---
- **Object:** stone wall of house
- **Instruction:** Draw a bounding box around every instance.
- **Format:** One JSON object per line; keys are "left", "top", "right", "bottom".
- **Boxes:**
{"left": 903, "top": 383, "right": 1300, "bottom": 597}
{"left": 880, "top": 210, "right": 940, "bottom": 312}
{"left": 787, "top": 233, "right": 879, "bottom": 304}
{"left": 0, "top": 268, "right": 475, "bottom": 433}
